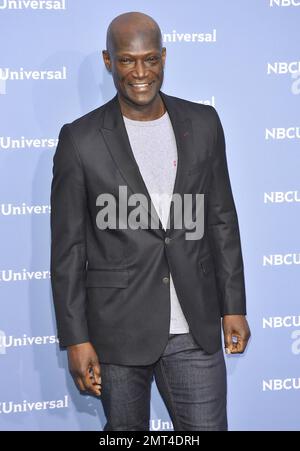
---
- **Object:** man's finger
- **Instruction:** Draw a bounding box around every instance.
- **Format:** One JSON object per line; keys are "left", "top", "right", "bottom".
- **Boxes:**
{"left": 224, "top": 333, "right": 235, "bottom": 354}
{"left": 230, "top": 338, "right": 248, "bottom": 354}
{"left": 224, "top": 334, "right": 247, "bottom": 354}
{"left": 82, "top": 370, "right": 101, "bottom": 395}
{"left": 92, "top": 363, "right": 101, "bottom": 385}
{"left": 224, "top": 333, "right": 232, "bottom": 349}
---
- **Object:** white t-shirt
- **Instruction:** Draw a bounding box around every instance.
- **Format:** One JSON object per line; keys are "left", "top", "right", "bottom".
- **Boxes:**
{"left": 123, "top": 111, "right": 190, "bottom": 334}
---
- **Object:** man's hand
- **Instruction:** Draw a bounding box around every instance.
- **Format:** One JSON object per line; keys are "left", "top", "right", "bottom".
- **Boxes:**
{"left": 222, "top": 315, "right": 251, "bottom": 354}
{"left": 67, "top": 342, "right": 101, "bottom": 396}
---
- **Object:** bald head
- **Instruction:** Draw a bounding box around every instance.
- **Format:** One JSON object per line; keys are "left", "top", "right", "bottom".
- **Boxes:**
{"left": 106, "top": 12, "right": 163, "bottom": 55}
{"left": 102, "top": 12, "right": 166, "bottom": 117}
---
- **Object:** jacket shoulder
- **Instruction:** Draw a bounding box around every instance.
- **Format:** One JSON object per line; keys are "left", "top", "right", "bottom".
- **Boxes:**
{"left": 59, "top": 96, "right": 115, "bottom": 136}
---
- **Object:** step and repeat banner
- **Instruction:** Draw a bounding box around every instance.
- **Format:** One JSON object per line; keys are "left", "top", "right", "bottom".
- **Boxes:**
{"left": 0, "top": 0, "right": 299, "bottom": 431}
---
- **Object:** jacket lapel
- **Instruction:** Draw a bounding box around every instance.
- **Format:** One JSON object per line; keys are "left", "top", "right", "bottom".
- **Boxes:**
{"left": 99, "top": 92, "right": 197, "bottom": 238}
{"left": 159, "top": 92, "right": 197, "bottom": 234}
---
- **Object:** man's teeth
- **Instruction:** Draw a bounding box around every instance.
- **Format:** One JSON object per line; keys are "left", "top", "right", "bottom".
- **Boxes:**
{"left": 131, "top": 82, "right": 153, "bottom": 87}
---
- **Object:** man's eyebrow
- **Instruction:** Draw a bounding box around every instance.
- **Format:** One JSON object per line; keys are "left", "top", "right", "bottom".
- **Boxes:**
{"left": 115, "top": 50, "right": 161, "bottom": 57}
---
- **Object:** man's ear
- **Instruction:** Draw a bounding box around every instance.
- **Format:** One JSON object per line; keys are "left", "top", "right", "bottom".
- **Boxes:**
{"left": 161, "top": 47, "right": 166, "bottom": 68}
{"left": 102, "top": 50, "right": 112, "bottom": 72}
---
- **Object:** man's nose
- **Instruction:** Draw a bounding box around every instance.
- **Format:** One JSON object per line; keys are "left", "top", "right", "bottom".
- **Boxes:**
{"left": 133, "top": 60, "right": 147, "bottom": 78}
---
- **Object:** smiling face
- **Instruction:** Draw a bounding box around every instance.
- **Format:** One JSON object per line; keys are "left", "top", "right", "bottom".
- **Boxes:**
{"left": 103, "top": 13, "right": 166, "bottom": 115}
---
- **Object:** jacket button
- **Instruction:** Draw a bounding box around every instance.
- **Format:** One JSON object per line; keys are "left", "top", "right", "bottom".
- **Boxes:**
{"left": 162, "top": 277, "right": 169, "bottom": 284}
{"left": 165, "top": 237, "right": 171, "bottom": 245}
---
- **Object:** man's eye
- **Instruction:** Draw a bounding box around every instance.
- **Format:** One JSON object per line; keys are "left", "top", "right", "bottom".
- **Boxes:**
{"left": 120, "top": 58, "right": 132, "bottom": 64}
{"left": 146, "top": 56, "right": 158, "bottom": 63}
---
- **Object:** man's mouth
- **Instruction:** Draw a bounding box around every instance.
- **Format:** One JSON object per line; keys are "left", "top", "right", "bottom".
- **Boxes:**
{"left": 129, "top": 81, "right": 155, "bottom": 89}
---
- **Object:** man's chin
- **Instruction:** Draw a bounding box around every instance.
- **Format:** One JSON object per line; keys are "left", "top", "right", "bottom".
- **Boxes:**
{"left": 126, "top": 92, "right": 159, "bottom": 107}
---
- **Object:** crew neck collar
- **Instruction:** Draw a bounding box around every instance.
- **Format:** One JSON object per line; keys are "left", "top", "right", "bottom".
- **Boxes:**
{"left": 122, "top": 110, "right": 169, "bottom": 126}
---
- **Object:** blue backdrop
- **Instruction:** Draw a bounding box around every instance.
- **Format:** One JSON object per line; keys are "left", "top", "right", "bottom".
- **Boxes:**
{"left": 0, "top": 0, "right": 299, "bottom": 431}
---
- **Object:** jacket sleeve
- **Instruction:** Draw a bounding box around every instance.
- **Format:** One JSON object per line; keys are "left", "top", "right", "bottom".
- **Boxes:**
{"left": 50, "top": 124, "right": 89, "bottom": 346}
{"left": 207, "top": 107, "right": 247, "bottom": 316}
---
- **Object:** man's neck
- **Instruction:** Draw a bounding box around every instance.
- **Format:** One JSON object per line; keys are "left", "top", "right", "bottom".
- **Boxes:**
{"left": 118, "top": 93, "right": 166, "bottom": 121}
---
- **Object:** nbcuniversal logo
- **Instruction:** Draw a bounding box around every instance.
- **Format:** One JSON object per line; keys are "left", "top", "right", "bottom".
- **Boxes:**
{"left": 0, "top": 66, "right": 67, "bottom": 95}
{"left": 0, "top": 330, "right": 58, "bottom": 355}
{"left": 269, "top": 0, "right": 300, "bottom": 6}
{"left": 0, "top": 0, "right": 66, "bottom": 10}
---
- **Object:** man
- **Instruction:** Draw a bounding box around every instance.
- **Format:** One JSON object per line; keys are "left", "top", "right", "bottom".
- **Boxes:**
{"left": 50, "top": 11, "right": 250, "bottom": 431}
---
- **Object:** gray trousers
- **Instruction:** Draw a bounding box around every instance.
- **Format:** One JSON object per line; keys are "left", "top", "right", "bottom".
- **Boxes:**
{"left": 100, "top": 332, "right": 227, "bottom": 431}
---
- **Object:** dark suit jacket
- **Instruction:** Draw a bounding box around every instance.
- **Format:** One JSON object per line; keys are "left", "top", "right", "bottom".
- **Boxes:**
{"left": 50, "top": 91, "right": 246, "bottom": 365}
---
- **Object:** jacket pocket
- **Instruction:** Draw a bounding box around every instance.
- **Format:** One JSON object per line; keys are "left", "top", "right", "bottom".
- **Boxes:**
{"left": 85, "top": 269, "right": 129, "bottom": 288}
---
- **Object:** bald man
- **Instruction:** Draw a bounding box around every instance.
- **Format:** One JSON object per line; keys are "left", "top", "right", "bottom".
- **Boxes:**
{"left": 50, "top": 11, "right": 250, "bottom": 431}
